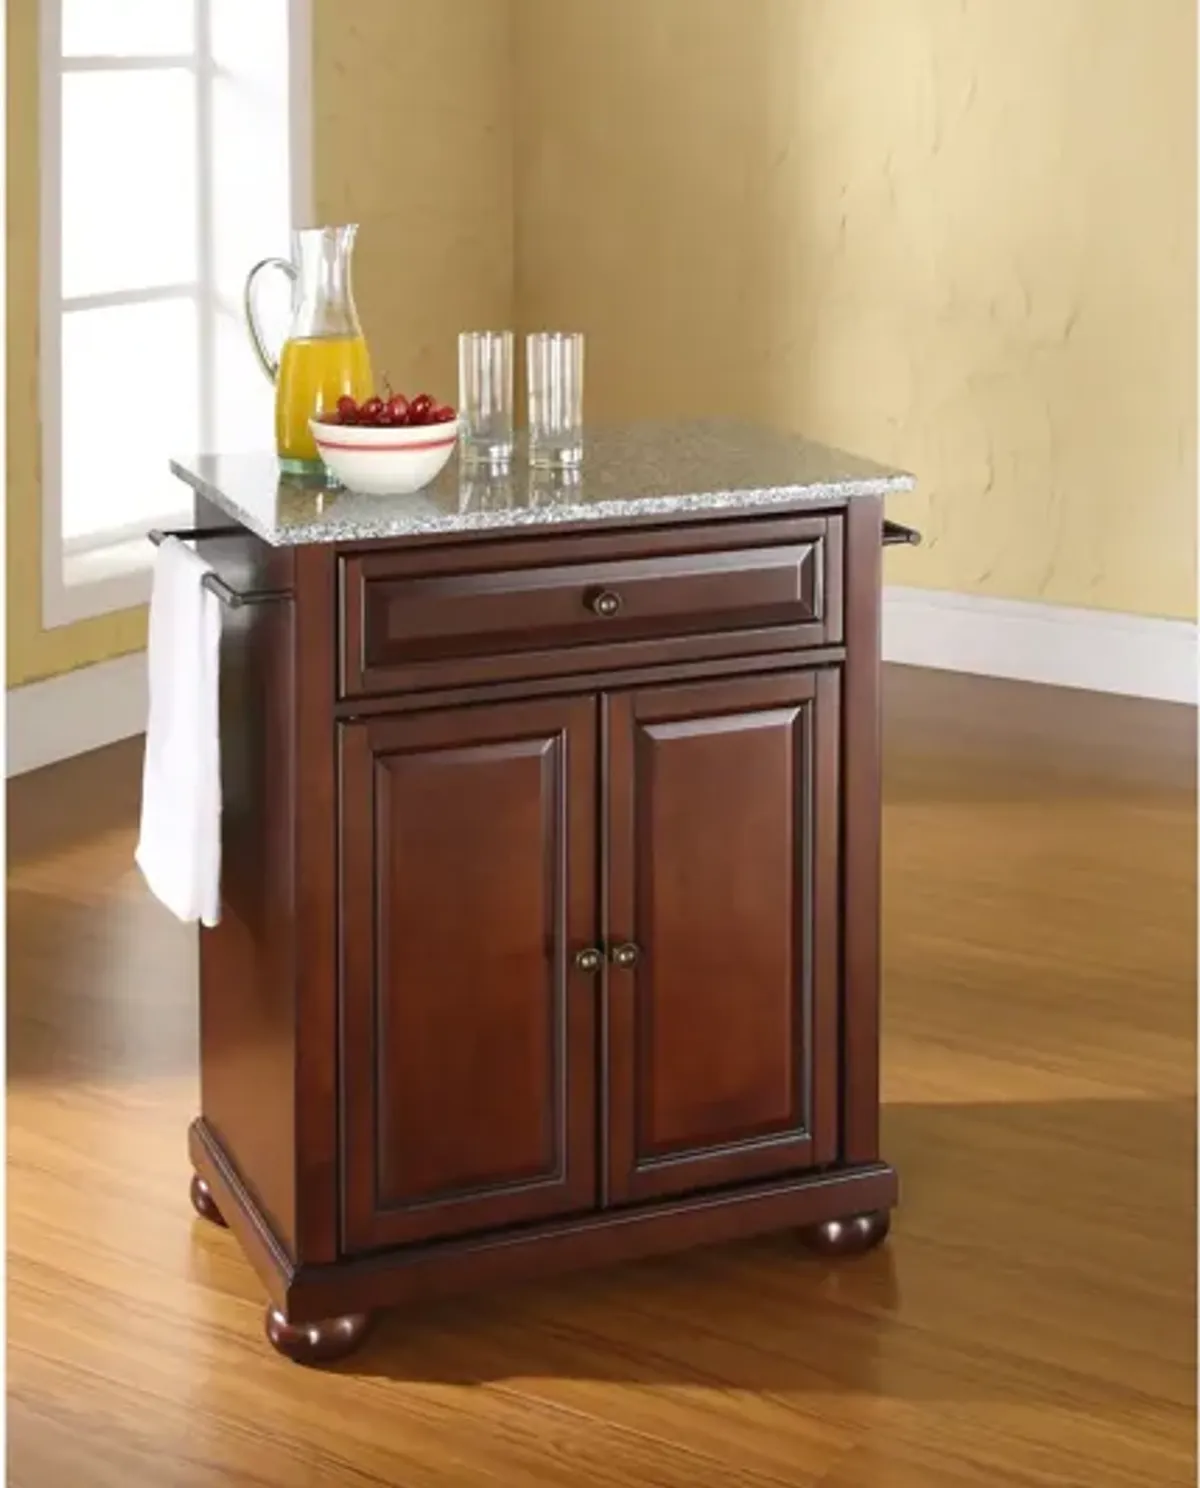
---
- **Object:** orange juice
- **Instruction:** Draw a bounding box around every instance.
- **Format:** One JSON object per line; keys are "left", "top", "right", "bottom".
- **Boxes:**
{"left": 276, "top": 334, "right": 372, "bottom": 466}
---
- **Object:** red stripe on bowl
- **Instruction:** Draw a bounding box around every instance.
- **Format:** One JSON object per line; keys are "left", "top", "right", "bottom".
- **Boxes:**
{"left": 312, "top": 432, "right": 459, "bottom": 454}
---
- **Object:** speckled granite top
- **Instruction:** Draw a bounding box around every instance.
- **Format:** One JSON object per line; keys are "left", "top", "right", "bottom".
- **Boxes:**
{"left": 169, "top": 420, "right": 914, "bottom": 548}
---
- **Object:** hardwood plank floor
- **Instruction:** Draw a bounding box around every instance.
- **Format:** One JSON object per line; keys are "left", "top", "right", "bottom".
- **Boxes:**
{"left": 8, "top": 665, "right": 1196, "bottom": 1486}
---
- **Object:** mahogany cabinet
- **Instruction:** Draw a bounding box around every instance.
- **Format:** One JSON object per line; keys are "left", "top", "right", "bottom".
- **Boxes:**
{"left": 602, "top": 669, "right": 841, "bottom": 1203}
{"left": 339, "top": 695, "right": 599, "bottom": 1252}
{"left": 179, "top": 482, "right": 904, "bottom": 1366}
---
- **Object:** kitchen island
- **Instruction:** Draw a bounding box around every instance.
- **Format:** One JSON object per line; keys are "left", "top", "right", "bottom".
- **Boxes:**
{"left": 167, "top": 420, "right": 916, "bottom": 1365}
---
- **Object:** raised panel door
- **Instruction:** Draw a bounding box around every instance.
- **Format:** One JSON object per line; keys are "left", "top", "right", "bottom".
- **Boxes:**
{"left": 339, "top": 696, "right": 598, "bottom": 1252}
{"left": 604, "top": 670, "right": 840, "bottom": 1203}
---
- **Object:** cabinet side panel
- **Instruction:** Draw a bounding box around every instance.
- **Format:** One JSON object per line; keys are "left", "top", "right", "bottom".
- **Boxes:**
{"left": 293, "top": 545, "right": 340, "bottom": 1263}
{"left": 195, "top": 497, "right": 297, "bottom": 1255}
{"left": 842, "top": 496, "right": 884, "bottom": 1164}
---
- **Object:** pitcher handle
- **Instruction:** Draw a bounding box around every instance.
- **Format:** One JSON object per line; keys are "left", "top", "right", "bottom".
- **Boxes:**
{"left": 244, "top": 256, "right": 297, "bottom": 382}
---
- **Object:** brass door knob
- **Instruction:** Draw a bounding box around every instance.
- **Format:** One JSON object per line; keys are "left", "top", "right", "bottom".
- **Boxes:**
{"left": 590, "top": 590, "right": 622, "bottom": 618}
{"left": 574, "top": 947, "right": 604, "bottom": 974}
{"left": 610, "top": 942, "right": 640, "bottom": 969}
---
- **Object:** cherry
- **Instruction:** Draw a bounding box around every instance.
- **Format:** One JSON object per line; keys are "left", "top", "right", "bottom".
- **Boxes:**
{"left": 432, "top": 405, "right": 457, "bottom": 423}
{"left": 409, "top": 393, "right": 434, "bottom": 425}
{"left": 336, "top": 395, "right": 359, "bottom": 422}
{"left": 386, "top": 393, "right": 410, "bottom": 425}
{"left": 361, "top": 396, "right": 384, "bottom": 422}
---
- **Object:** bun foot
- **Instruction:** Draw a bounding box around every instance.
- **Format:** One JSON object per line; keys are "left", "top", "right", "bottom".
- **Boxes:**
{"left": 265, "top": 1306, "right": 373, "bottom": 1365}
{"left": 801, "top": 1209, "right": 891, "bottom": 1257}
{"left": 189, "top": 1174, "right": 227, "bottom": 1228}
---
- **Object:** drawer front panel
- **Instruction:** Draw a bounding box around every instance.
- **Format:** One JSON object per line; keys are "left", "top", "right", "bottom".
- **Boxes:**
{"left": 341, "top": 515, "right": 842, "bottom": 697}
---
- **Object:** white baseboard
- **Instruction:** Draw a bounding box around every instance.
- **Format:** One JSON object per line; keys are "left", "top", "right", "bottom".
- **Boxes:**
{"left": 6, "top": 650, "right": 147, "bottom": 778}
{"left": 883, "top": 586, "right": 1198, "bottom": 704}
{"left": 3, "top": 593, "right": 1193, "bottom": 779}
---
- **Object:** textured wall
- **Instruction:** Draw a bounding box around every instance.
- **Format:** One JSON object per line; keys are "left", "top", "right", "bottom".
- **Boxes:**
{"left": 311, "top": 0, "right": 513, "bottom": 403}
{"left": 516, "top": 0, "right": 1197, "bottom": 619}
{"left": 11, "top": 0, "right": 1195, "bottom": 689}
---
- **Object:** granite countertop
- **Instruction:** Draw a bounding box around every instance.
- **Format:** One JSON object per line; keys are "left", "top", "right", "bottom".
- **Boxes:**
{"left": 169, "top": 419, "right": 915, "bottom": 548}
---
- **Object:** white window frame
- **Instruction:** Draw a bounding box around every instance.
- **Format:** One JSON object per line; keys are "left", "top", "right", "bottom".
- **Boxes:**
{"left": 39, "top": 0, "right": 313, "bottom": 629}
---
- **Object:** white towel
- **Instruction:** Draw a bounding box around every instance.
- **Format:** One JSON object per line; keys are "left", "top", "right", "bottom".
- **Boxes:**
{"left": 135, "top": 537, "right": 223, "bottom": 926}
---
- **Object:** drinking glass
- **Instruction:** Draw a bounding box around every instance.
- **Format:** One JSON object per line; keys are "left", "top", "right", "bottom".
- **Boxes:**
{"left": 459, "top": 462, "right": 516, "bottom": 515}
{"left": 528, "top": 464, "right": 582, "bottom": 508}
{"left": 458, "top": 330, "right": 514, "bottom": 463}
{"left": 527, "top": 332, "right": 584, "bottom": 467}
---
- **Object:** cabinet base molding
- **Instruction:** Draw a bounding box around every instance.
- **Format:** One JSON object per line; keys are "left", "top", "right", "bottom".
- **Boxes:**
{"left": 188, "top": 1120, "right": 296, "bottom": 1310}
{"left": 191, "top": 1118, "right": 897, "bottom": 1342}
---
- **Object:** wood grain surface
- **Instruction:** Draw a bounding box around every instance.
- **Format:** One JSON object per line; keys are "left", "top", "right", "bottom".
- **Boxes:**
{"left": 8, "top": 665, "right": 1194, "bottom": 1487}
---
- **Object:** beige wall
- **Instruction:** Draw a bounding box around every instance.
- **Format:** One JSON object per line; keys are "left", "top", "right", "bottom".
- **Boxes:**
{"left": 311, "top": 0, "right": 513, "bottom": 405}
{"left": 516, "top": 0, "right": 1197, "bottom": 619}
{"left": 9, "top": 0, "right": 1196, "bottom": 688}
{"left": 6, "top": 0, "right": 514, "bottom": 687}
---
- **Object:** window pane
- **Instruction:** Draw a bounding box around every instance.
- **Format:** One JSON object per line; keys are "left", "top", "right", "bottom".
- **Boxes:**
{"left": 61, "top": 300, "right": 199, "bottom": 542}
{"left": 215, "top": 307, "right": 277, "bottom": 454}
{"left": 209, "top": 0, "right": 294, "bottom": 451}
{"left": 62, "top": 0, "right": 195, "bottom": 58}
{"left": 211, "top": 0, "right": 293, "bottom": 299}
{"left": 62, "top": 70, "right": 197, "bottom": 298}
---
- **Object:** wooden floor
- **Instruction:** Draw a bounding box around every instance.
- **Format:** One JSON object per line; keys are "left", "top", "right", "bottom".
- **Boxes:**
{"left": 8, "top": 666, "right": 1196, "bottom": 1486}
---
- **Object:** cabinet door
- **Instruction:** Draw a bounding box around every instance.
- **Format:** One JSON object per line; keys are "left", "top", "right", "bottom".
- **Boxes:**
{"left": 340, "top": 697, "right": 598, "bottom": 1252}
{"left": 604, "top": 670, "right": 840, "bottom": 1204}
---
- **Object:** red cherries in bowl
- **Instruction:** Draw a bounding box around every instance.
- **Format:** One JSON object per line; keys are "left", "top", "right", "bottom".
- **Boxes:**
{"left": 323, "top": 388, "right": 456, "bottom": 429}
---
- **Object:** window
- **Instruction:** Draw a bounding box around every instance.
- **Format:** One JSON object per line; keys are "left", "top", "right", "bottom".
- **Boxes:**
{"left": 40, "top": 0, "right": 310, "bottom": 626}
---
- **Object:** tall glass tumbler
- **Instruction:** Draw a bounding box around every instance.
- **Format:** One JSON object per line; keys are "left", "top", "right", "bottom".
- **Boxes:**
{"left": 527, "top": 332, "right": 584, "bottom": 467}
{"left": 458, "top": 330, "right": 514, "bottom": 464}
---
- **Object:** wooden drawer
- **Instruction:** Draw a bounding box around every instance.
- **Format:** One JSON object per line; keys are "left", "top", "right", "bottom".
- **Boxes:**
{"left": 340, "top": 514, "right": 842, "bottom": 697}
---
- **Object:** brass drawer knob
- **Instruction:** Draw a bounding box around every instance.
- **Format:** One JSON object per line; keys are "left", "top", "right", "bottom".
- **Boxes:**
{"left": 610, "top": 942, "right": 640, "bottom": 969}
{"left": 590, "top": 590, "right": 622, "bottom": 618}
{"left": 574, "top": 947, "right": 604, "bottom": 974}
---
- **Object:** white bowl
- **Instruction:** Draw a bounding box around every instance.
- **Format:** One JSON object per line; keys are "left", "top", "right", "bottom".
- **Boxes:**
{"left": 310, "top": 415, "right": 459, "bottom": 496}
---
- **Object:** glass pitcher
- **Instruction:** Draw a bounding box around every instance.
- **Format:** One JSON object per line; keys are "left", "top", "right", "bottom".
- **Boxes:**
{"left": 244, "top": 224, "right": 373, "bottom": 473}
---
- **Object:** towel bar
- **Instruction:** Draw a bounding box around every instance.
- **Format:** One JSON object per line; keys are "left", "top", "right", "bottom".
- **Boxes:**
{"left": 147, "top": 528, "right": 292, "bottom": 611}
{"left": 882, "top": 520, "right": 922, "bottom": 547}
